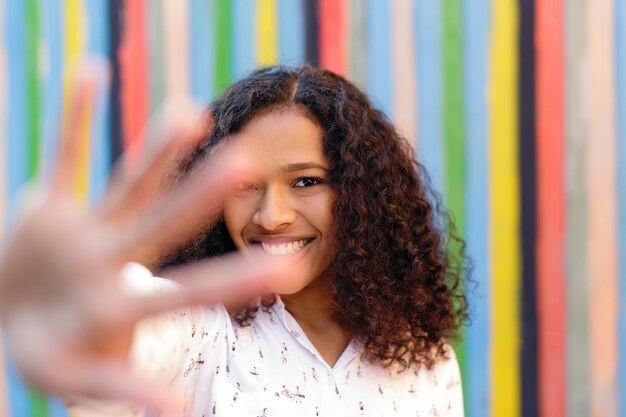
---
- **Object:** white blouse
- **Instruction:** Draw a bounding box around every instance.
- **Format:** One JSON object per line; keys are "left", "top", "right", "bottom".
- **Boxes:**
{"left": 70, "top": 263, "right": 464, "bottom": 417}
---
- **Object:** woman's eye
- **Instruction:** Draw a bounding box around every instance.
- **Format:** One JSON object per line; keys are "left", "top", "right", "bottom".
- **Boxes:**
{"left": 294, "top": 177, "right": 321, "bottom": 188}
{"left": 235, "top": 181, "right": 257, "bottom": 191}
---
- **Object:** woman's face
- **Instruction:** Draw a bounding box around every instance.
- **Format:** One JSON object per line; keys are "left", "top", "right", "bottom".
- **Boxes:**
{"left": 223, "top": 107, "right": 335, "bottom": 295}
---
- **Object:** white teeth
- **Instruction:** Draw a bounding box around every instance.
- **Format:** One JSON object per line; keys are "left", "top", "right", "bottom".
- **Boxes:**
{"left": 261, "top": 239, "right": 309, "bottom": 256}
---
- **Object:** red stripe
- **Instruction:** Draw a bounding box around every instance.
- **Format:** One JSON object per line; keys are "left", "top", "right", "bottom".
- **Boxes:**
{"left": 535, "top": 0, "right": 565, "bottom": 415}
{"left": 319, "top": 0, "right": 346, "bottom": 74}
{"left": 119, "top": 0, "right": 148, "bottom": 164}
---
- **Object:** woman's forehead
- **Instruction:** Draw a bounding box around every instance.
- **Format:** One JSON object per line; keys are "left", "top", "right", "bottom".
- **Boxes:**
{"left": 231, "top": 108, "right": 327, "bottom": 167}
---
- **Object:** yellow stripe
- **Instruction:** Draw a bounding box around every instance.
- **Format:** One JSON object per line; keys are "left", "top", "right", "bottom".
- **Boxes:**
{"left": 64, "top": 0, "right": 88, "bottom": 200}
{"left": 256, "top": 0, "right": 277, "bottom": 66}
{"left": 489, "top": 1, "right": 520, "bottom": 416}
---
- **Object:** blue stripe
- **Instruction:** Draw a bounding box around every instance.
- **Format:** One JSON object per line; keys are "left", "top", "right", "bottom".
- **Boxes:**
{"left": 617, "top": 0, "right": 626, "bottom": 415}
{"left": 278, "top": 0, "right": 304, "bottom": 67}
{"left": 414, "top": 0, "right": 445, "bottom": 200}
{"left": 4, "top": 0, "right": 28, "bottom": 201}
{"left": 3, "top": 338, "right": 31, "bottom": 417}
{"left": 85, "top": 0, "right": 111, "bottom": 203}
{"left": 41, "top": 0, "right": 63, "bottom": 182}
{"left": 47, "top": 396, "right": 69, "bottom": 417}
{"left": 366, "top": 0, "right": 391, "bottom": 117}
{"left": 233, "top": 0, "right": 255, "bottom": 80}
{"left": 190, "top": 0, "right": 214, "bottom": 102}
{"left": 462, "top": 0, "right": 490, "bottom": 416}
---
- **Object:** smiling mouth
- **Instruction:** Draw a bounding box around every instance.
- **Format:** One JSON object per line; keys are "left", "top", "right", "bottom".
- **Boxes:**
{"left": 259, "top": 238, "right": 314, "bottom": 256}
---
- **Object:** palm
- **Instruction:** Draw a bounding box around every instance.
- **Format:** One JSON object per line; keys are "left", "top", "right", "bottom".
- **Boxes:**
{"left": 0, "top": 65, "right": 288, "bottom": 411}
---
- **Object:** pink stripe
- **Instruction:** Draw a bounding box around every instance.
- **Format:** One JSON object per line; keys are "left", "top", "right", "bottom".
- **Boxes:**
{"left": 162, "top": 0, "right": 190, "bottom": 100}
{"left": 390, "top": 0, "right": 417, "bottom": 144}
{"left": 586, "top": 0, "right": 619, "bottom": 416}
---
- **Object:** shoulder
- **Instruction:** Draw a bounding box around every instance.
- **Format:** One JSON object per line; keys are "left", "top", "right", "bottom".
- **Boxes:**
{"left": 120, "top": 262, "right": 180, "bottom": 294}
{"left": 120, "top": 263, "right": 230, "bottom": 378}
{"left": 418, "top": 343, "right": 464, "bottom": 416}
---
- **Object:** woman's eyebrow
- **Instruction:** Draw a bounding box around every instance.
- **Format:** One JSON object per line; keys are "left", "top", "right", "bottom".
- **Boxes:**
{"left": 281, "top": 162, "right": 329, "bottom": 172}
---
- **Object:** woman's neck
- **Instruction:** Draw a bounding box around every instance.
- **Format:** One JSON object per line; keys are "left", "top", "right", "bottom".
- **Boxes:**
{"left": 280, "top": 278, "right": 351, "bottom": 367}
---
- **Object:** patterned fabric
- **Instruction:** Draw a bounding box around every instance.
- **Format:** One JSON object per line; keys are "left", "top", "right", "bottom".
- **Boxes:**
{"left": 70, "top": 263, "right": 463, "bottom": 417}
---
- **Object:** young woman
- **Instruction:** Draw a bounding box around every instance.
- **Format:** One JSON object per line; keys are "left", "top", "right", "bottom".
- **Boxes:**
{"left": 1, "top": 66, "right": 468, "bottom": 416}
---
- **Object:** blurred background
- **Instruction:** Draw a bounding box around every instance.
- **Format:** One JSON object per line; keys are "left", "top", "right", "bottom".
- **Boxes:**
{"left": 0, "top": 0, "right": 624, "bottom": 416}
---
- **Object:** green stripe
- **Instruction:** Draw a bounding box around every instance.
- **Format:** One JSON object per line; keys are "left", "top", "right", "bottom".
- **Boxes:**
{"left": 214, "top": 0, "right": 232, "bottom": 95}
{"left": 442, "top": 0, "right": 467, "bottom": 410}
{"left": 26, "top": 0, "right": 40, "bottom": 180}
{"left": 26, "top": 3, "right": 46, "bottom": 415}
{"left": 28, "top": 387, "right": 48, "bottom": 417}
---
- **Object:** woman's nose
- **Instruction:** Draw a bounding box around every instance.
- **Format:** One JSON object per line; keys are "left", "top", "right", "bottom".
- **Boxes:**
{"left": 252, "top": 187, "right": 297, "bottom": 230}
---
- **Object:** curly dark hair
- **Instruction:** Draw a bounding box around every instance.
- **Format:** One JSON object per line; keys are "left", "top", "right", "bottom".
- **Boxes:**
{"left": 162, "top": 66, "right": 469, "bottom": 371}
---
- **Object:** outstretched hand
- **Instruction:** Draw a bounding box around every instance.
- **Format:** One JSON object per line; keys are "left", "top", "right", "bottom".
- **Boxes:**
{"left": 0, "top": 63, "right": 288, "bottom": 411}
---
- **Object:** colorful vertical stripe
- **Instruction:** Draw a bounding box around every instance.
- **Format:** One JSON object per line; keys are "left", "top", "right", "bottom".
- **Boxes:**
{"left": 365, "top": 0, "right": 390, "bottom": 117}
{"left": 189, "top": 0, "right": 214, "bottom": 102}
{"left": 490, "top": 1, "right": 521, "bottom": 416}
{"left": 278, "top": 0, "right": 304, "bottom": 67}
{"left": 564, "top": 1, "right": 590, "bottom": 415}
{"left": 618, "top": 0, "right": 626, "bottom": 414}
{"left": 0, "top": 0, "right": 7, "bottom": 415}
{"left": 518, "top": 1, "right": 539, "bottom": 416}
{"left": 304, "top": 0, "right": 319, "bottom": 66}
{"left": 390, "top": 0, "right": 417, "bottom": 143}
{"left": 319, "top": 0, "right": 346, "bottom": 75}
{"left": 214, "top": 0, "right": 232, "bottom": 93}
{"left": 346, "top": 0, "right": 365, "bottom": 88}
{"left": 1, "top": 3, "right": 626, "bottom": 417}
{"left": 536, "top": 1, "right": 565, "bottom": 416}
{"left": 85, "top": 0, "right": 110, "bottom": 203}
{"left": 415, "top": 0, "right": 445, "bottom": 197}
{"left": 118, "top": 0, "right": 147, "bottom": 162}
{"left": 461, "top": 0, "right": 490, "bottom": 415}
{"left": 587, "top": 1, "right": 618, "bottom": 416}
{"left": 233, "top": 0, "right": 253, "bottom": 80}
{"left": 163, "top": 1, "right": 190, "bottom": 101}
{"left": 147, "top": 0, "right": 165, "bottom": 116}
{"left": 256, "top": 0, "right": 277, "bottom": 66}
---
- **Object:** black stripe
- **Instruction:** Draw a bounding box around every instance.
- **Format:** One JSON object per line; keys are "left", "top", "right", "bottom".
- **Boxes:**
{"left": 303, "top": 0, "right": 319, "bottom": 66}
{"left": 108, "top": 0, "right": 124, "bottom": 164}
{"left": 518, "top": 1, "right": 538, "bottom": 417}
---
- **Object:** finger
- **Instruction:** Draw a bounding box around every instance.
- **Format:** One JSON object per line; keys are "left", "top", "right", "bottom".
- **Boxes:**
{"left": 30, "top": 356, "right": 183, "bottom": 413}
{"left": 100, "top": 98, "right": 208, "bottom": 219}
{"left": 116, "top": 252, "right": 293, "bottom": 322}
{"left": 113, "top": 143, "right": 258, "bottom": 263}
{"left": 8, "top": 310, "right": 182, "bottom": 412}
{"left": 52, "top": 60, "right": 110, "bottom": 195}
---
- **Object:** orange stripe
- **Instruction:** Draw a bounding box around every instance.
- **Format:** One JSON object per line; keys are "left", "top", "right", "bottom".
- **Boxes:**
{"left": 535, "top": 0, "right": 566, "bottom": 416}
{"left": 119, "top": 0, "right": 148, "bottom": 163}
{"left": 319, "top": 0, "right": 347, "bottom": 74}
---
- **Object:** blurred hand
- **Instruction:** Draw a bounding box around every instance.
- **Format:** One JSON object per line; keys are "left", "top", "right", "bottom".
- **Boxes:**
{"left": 0, "top": 62, "right": 288, "bottom": 411}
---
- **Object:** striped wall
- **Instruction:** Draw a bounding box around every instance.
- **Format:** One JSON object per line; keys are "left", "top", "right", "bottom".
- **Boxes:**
{"left": 0, "top": 1, "right": 624, "bottom": 416}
